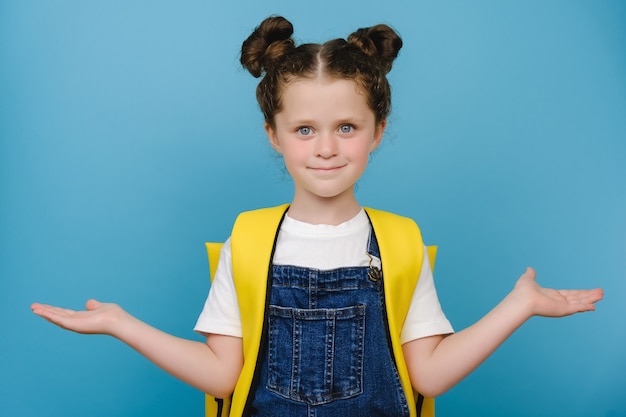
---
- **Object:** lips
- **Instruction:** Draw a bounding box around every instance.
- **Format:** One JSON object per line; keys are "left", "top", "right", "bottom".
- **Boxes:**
{"left": 309, "top": 164, "right": 346, "bottom": 171}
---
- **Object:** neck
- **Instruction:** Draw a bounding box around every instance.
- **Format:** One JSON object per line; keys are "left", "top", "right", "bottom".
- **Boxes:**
{"left": 287, "top": 193, "right": 361, "bottom": 225}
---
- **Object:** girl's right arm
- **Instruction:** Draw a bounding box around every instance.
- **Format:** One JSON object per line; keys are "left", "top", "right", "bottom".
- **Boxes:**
{"left": 30, "top": 299, "right": 243, "bottom": 399}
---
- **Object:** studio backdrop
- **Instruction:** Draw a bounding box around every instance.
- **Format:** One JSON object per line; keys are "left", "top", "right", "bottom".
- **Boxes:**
{"left": 1, "top": 1, "right": 625, "bottom": 416}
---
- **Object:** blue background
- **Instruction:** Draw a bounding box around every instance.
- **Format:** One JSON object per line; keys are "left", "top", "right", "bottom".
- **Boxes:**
{"left": 1, "top": 1, "right": 625, "bottom": 416}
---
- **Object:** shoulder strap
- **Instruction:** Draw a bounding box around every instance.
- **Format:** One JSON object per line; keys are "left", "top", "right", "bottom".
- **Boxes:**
{"left": 204, "top": 243, "right": 230, "bottom": 417}
{"left": 229, "top": 204, "right": 289, "bottom": 416}
{"left": 204, "top": 242, "right": 231, "bottom": 417}
{"left": 365, "top": 207, "right": 436, "bottom": 417}
{"left": 204, "top": 205, "right": 288, "bottom": 417}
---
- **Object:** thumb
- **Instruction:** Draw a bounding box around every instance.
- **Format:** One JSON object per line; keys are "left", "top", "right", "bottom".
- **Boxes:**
{"left": 522, "top": 267, "right": 537, "bottom": 281}
{"left": 85, "top": 299, "right": 101, "bottom": 311}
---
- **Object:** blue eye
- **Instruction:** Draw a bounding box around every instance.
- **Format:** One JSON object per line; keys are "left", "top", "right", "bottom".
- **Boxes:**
{"left": 339, "top": 124, "right": 353, "bottom": 134}
{"left": 298, "top": 126, "right": 312, "bottom": 135}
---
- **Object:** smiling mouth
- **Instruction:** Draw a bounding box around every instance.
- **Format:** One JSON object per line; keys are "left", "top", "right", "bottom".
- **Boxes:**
{"left": 309, "top": 165, "right": 346, "bottom": 172}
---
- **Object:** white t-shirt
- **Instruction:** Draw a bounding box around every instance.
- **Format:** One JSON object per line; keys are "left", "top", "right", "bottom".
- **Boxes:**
{"left": 194, "top": 209, "right": 453, "bottom": 344}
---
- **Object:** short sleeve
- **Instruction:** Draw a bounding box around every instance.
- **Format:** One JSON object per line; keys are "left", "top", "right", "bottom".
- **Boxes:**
{"left": 193, "top": 238, "right": 243, "bottom": 337}
{"left": 400, "top": 246, "right": 454, "bottom": 344}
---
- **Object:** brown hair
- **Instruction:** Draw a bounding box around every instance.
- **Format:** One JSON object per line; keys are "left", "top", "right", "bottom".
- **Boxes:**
{"left": 240, "top": 16, "right": 403, "bottom": 128}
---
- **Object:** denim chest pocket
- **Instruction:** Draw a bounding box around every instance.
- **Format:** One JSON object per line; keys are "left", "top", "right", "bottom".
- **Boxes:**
{"left": 266, "top": 304, "right": 366, "bottom": 405}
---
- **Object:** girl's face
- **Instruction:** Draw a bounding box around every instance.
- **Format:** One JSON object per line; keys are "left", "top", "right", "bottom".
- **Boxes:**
{"left": 265, "top": 77, "right": 385, "bottom": 211}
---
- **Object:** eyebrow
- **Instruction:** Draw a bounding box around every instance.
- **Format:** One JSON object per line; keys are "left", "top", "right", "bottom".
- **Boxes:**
{"left": 282, "top": 117, "right": 368, "bottom": 126}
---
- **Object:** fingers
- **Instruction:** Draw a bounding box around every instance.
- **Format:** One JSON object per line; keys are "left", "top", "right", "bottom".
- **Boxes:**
{"left": 560, "top": 288, "right": 604, "bottom": 309}
{"left": 31, "top": 303, "right": 78, "bottom": 318}
{"left": 514, "top": 268, "right": 605, "bottom": 317}
{"left": 31, "top": 300, "right": 102, "bottom": 316}
{"left": 31, "top": 299, "right": 123, "bottom": 335}
{"left": 548, "top": 288, "right": 604, "bottom": 315}
{"left": 31, "top": 301, "right": 102, "bottom": 332}
{"left": 519, "top": 267, "right": 604, "bottom": 305}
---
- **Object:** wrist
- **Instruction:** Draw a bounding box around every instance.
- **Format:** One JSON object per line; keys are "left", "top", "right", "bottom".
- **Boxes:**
{"left": 105, "top": 305, "right": 136, "bottom": 339}
{"left": 504, "top": 285, "right": 536, "bottom": 321}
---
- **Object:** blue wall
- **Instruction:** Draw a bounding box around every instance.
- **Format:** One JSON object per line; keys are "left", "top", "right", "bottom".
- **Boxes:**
{"left": 2, "top": 1, "right": 624, "bottom": 416}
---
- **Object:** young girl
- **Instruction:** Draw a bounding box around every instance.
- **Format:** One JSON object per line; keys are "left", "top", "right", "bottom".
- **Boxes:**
{"left": 31, "top": 16, "right": 603, "bottom": 417}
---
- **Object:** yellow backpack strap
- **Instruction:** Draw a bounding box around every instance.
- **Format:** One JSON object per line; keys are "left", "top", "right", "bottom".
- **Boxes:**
{"left": 203, "top": 205, "right": 288, "bottom": 417}
{"left": 203, "top": 243, "right": 232, "bottom": 417}
{"left": 229, "top": 204, "right": 289, "bottom": 416}
{"left": 427, "top": 245, "right": 437, "bottom": 272}
{"left": 421, "top": 245, "right": 437, "bottom": 417}
{"left": 365, "top": 208, "right": 436, "bottom": 417}
{"left": 206, "top": 243, "right": 223, "bottom": 283}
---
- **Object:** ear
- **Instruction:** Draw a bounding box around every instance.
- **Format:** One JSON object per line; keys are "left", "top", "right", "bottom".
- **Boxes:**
{"left": 370, "top": 119, "right": 387, "bottom": 152}
{"left": 265, "top": 122, "right": 282, "bottom": 154}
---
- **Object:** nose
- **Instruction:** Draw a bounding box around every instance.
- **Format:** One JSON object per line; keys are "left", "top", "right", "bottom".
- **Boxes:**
{"left": 315, "top": 132, "right": 338, "bottom": 158}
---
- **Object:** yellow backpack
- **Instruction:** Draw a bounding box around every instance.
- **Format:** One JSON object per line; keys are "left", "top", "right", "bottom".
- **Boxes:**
{"left": 204, "top": 204, "right": 437, "bottom": 417}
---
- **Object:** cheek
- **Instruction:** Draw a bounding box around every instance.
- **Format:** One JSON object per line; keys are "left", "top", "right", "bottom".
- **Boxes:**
{"left": 346, "top": 142, "right": 374, "bottom": 163}
{"left": 279, "top": 144, "right": 308, "bottom": 166}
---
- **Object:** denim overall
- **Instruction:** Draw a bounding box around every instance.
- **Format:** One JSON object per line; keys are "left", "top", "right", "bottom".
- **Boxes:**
{"left": 247, "top": 227, "right": 410, "bottom": 417}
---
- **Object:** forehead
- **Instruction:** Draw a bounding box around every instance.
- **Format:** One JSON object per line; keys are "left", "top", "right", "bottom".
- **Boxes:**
{"left": 277, "top": 78, "right": 373, "bottom": 121}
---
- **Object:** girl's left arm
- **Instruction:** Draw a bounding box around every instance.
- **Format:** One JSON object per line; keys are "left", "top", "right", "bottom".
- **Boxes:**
{"left": 402, "top": 267, "right": 604, "bottom": 398}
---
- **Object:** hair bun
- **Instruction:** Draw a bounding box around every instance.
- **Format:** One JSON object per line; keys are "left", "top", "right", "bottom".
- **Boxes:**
{"left": 241, "top": 16, "right": 296, "bottom": 77}
{"left": 347, "top": 24, "right": 402, "bottom": 73}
